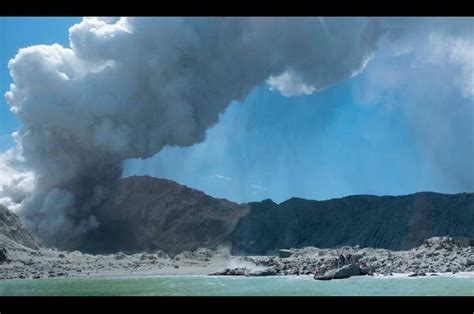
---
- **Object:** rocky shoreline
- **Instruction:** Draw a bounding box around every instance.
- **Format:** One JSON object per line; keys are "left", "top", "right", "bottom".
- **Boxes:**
{"left": 211, "top": 236, "right": 474, "bottom": 279}
{"left": 1, "top": 235, "right": 472, "bottom": 281}
{"left": 0, "top": 234, "right": 240, "bottom": 280}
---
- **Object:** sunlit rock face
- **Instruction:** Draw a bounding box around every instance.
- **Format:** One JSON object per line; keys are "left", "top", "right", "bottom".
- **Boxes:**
{"left": 0, "top": 204, "right": 40, "bottom": 250}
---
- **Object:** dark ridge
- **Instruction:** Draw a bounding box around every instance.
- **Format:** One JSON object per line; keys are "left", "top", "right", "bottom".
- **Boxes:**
{"left": 230, "top": 191, "right": 474, "bottom": 254}
{"left": 83, "top": 176, "right": 473, "bottom": 255}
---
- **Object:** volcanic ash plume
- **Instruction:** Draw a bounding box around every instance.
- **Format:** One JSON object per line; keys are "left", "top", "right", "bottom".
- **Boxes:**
{"left": 0, "top": 17, "right": 380, "bottom": 249}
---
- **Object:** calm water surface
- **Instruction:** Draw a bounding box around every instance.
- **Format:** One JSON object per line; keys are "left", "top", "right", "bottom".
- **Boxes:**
{"left": 0, "top": 274, "right": 473, "bottom": 296}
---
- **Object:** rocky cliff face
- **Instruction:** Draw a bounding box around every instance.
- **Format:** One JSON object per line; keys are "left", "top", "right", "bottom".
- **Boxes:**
{"left": 3, "top": 176, "right": 473, "bottom": 256}
{"left": 0, "top": 205, "right": 40, "bottom": 250}
{"left": 82, "top": 176, "right": 249, "bottom": 254}
{"left": 230, "top": 192, "right": 474, "bottom": 254}
{"left": 85, "top": 177, "right": 473, "bottom": 255}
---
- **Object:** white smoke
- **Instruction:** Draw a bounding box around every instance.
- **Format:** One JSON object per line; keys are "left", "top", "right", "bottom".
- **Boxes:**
{"left": 0, "top": 143, "right": 34, "bottom": 212}
{"left": 353, "top": 17, "right": 474, "bottom": 191}
{"left": 0, "top": 17, "right": 381, "bottom": 249}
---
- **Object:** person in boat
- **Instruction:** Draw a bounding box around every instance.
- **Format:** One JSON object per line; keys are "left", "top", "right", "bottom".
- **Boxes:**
{"left": 346, "top": 253, "right": 352, "bottom": 264}
{"left": 339, "top": 254, "right": 346, "bottom": 267}
{"left": 316, "top": 264, "right": 327, "bottom": 275}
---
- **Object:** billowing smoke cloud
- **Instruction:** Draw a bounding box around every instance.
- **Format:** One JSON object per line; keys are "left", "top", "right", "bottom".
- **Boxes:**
{"left": 353, "top": 17, "right": 474, "bottom": 191}
{"left": 0, "top": 17, "right": 381, "bottom": 248}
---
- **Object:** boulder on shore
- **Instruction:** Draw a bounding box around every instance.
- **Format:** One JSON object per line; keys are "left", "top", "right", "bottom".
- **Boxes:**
{"left": 408, "top": 270, "right": 426, "bottom": 277}
{"left": 360, "top": 266, "right": 375, "bottom": 275}
{"left": 0, "top": 247, "right": 7, "bottom": 263}
{"left": 279, "top": 249, "right": 293, "bottom": 258}
{"left": 314, "top": 264, "right": 361, "bottom": 280}
{"left": 249, "top": 267, "right": 278, "bottom": 276}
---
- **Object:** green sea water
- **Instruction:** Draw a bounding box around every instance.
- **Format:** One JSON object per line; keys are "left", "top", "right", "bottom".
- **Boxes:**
{"left": 0, "top": 275, "right": 473, "bottom": 296}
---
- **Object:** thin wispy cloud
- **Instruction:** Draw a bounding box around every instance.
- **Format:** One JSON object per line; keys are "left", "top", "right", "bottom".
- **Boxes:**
{"left": 214, "top": 174, "right": 232, "bottom": 181}
{"left": 250, "top": 184, "right": 267, "bottom": 191}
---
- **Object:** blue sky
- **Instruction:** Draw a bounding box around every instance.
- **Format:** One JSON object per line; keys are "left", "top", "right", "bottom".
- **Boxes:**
{"left": 1, "top": 17, "right": 473, "bottom": 204}
{"left": 121, "top": 75, "right": 435, "bottom": 203}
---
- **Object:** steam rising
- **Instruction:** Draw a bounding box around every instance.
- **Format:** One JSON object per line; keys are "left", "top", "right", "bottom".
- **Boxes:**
{"left": 0, "top": 17, "right": 380, "bottom": 248}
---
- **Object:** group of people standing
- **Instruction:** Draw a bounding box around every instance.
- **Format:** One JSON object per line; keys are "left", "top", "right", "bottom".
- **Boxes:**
{"left": 338, "top": 253, "right": 353, "bottom": 267}
{"left": 312, "top": 252, "right": 368, "bottom": 276}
